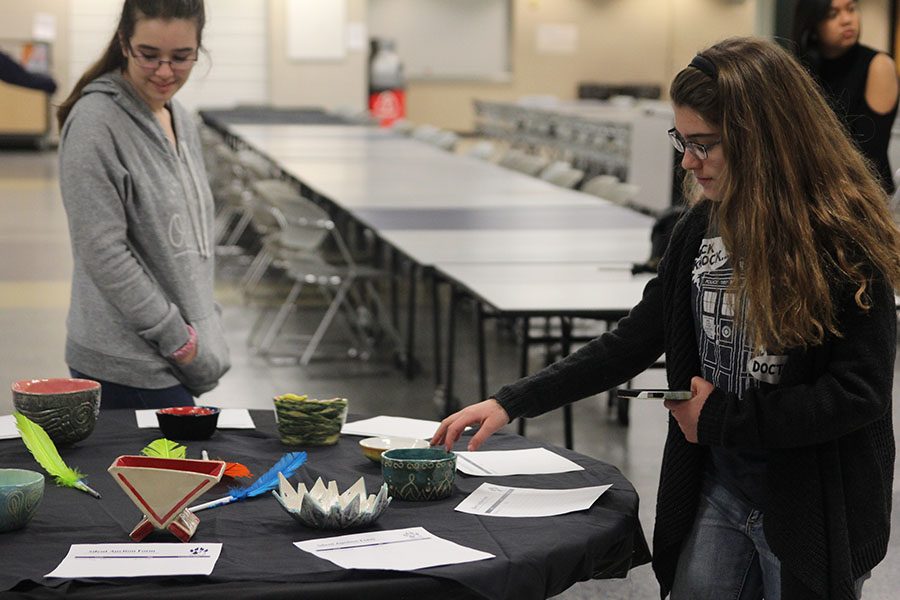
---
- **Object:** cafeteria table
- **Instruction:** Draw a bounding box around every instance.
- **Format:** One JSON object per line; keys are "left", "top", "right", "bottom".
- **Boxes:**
{"left": 435, "top": 265, "right": 657, "bottom": 444}
{"left": 205, "top": 117, "right": 655, "bottom": 388}
{"left": 0, "top": 409, "right": 651, "bottom": 599}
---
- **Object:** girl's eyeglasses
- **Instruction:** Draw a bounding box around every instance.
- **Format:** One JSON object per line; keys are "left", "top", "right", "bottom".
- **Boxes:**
{"left": 127, "top": 44, "right": 197, "bottom": 72}
{"left": 667, "top": 128, "right": 721, "bottom": 160}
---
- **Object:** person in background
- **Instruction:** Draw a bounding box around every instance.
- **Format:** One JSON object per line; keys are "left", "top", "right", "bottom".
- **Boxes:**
{"left": 433, "top": 37, "right": 899, "bottom": 599}
{"left": 0, "top": 49, "right": 57, "bottom": 94}
{"left": 792, "top": 0, "right": 899, "bottom": 193}
{"left": 56, "top": 0, "right": 229, "bottom": 409}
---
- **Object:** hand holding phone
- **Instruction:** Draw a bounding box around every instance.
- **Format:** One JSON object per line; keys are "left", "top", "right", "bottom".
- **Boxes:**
{"left": 617, "top": 389, "right": 692, "bottom": 400}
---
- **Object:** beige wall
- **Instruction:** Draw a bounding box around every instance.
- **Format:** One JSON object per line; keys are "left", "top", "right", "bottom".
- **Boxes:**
{"left": 406, "top": 0, "right": 759, "bottom": 131}
{"left": 862, "top": 0, "right": 891, "bottom": 52}
{"left": 0, "top": 0, "right": 894, "bottom": 133}
{"left": 267, "top": 0, "right": 367, "bottom": 111}
{"left": 405, "top": 0, "right": 894, "bottom": 132}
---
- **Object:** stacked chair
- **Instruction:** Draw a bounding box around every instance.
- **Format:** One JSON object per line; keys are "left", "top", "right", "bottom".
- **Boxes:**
{"left": 538, "top": 160, "right": 585, "bottom": 189}
{"left": 241, "top": 179, "right": 397, "bottom": 365}
{"left": 497, "top": 148, "right": 550, "bottom": 177}
{"left": 411, "top": 124, "right": 459, "bottom": 152}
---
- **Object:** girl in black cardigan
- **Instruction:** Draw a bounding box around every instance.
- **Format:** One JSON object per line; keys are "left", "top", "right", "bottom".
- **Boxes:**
{"left": 433, "top": 38, "right": 900, "bottom": 600}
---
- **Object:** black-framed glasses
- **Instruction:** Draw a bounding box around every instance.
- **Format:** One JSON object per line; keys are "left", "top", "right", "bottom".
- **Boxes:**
{"left": 127, "top": 44, "right": 198, "bottom": 72}
{"left": 667, "top": 127, "right": 721, "bottom": 160}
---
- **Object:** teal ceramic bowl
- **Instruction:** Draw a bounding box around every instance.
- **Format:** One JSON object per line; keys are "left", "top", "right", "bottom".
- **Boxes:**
{"left": 0, "top": 469, "right": 44, "bottom": 533}
{"left": 381, "top": 448, "right": 456, "bottom": 501}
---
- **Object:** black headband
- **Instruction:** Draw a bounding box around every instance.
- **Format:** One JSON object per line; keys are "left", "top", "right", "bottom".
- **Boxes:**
{"left": 689, "top": 54, "right": 718, "bottom": 80}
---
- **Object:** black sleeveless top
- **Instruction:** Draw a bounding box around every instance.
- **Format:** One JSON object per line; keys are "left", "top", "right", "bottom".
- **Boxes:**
{"left": 818, "top": 44, "right": 897, "bottom": 193}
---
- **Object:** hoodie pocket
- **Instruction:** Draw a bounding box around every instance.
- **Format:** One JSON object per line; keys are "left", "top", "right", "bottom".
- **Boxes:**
{"left": 173, "top": 313, "right": 231, "bottom": 396}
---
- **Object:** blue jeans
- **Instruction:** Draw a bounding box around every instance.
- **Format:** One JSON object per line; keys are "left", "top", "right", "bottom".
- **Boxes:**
{"left": 69, "top": 368, "right": 195, "bottom": 410}
{"left": 671, "top": 477, "right": 869, "bottom": 600}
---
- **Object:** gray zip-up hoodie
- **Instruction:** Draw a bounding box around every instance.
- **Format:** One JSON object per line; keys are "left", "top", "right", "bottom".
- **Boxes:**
{"left": 59, "top": 71, "right": 230, "bottom": 395}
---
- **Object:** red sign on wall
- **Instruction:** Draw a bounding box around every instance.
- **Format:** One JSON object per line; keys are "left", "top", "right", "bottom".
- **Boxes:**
{"left": 369, "top": 89, "right": 406, "bottom": 127}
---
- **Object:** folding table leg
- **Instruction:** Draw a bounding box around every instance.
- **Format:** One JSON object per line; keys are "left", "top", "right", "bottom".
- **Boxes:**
{"left": 561, "top": 317, "right": 574, "bottom": 449}
{"left": 476, "top": 301, "right": 487, "bottom": 401}
{"left": 431, "top": 271, "right": 442, "bottom": 387}
{"left": 517, "top": 316, "right": 530, "bottom": 437}
{"left": 405, "top": 262, "right": 417, "bottom": 379}
{"left": 443, "top": 286, "right": 459, "bottom": 417}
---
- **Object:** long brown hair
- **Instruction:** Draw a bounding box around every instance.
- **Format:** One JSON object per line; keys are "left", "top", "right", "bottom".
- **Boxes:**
{"left": 56, "top": 0, "right": 206, "bottom": 130}
{"left": 671, "top": 37, "right": 900, "bottom": 352}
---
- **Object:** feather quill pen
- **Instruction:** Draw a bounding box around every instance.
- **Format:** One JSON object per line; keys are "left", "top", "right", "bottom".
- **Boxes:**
{"left": 188, "top": 451, "right": 307, "bottom": 512}
{"left": 14, "top": 412, "right": 101, "bottom": 499}
{"left": 141, "top": 438, "right": 186, "bottom": 459}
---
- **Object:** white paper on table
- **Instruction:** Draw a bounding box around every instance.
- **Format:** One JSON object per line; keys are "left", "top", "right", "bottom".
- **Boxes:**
{"left": 454, "top": 483, "right": 612, "bottom": 517}
{"left": 294, "top": 527, "right": 494, "bottom": 571}
{"left": 135, "top": 408, "right": 255, "bottom": 429}
{"left": 455, "top": 448, "right": 584, "bottom": 476}
{"left": 340, "top": 416, "right": 441, "bottom": 440}
{"left": 46, "top": 543, "right": 222, "bottom": 578}
{"left": 0, "top": 414, "right": 21, "bottom": 440}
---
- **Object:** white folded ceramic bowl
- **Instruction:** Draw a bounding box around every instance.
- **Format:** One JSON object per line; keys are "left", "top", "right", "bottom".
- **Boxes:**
{"left": 273, "top": 475, "right": 390, "bottom": 530}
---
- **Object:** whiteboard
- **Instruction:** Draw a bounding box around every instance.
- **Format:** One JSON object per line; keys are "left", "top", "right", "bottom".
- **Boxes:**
{"left": 286, "top": 0, "right": 347, "bottom": 61}
{"left": 367, "top": 0, "right": 510, "bottom": 81}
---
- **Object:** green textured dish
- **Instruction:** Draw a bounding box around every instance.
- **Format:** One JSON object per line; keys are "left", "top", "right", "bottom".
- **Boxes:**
{"left": 381, "top": 448, "right": 456, "bottom": 501}
{"left": 274, "top": 396, "right": 348, "bottom": 446}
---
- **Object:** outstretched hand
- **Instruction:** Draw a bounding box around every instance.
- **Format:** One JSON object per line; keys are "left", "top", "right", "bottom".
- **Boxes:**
{"left": 430, "top": 399, "right": 510, "bottom": 452}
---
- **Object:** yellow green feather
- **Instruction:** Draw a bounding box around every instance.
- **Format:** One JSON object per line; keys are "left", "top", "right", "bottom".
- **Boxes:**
{"left": 14, "top": 412, "right": 100, "bottom": 498}
{"left": 141, "top": 438, "right": 186, "bottom": 459}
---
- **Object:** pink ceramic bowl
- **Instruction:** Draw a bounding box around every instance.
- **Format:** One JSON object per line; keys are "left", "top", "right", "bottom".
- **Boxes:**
{"left": 12, "top": 378, "right": 101, "bottom": 445}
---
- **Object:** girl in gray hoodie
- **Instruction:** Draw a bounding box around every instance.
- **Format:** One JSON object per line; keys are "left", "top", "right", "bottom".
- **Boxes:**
{"left": 56, "top": 0, "right": 229, "bottom": 409}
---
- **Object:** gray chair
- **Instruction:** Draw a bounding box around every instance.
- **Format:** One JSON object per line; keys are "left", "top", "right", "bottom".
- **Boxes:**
{"left": 581, "top": 174, "right": 620, "bottom": 199}
{"left": 246, "top": 189, "right": 397, "bottom": 365}
{"left": 545, "top": 167, "right": 585, "bottom": 189}
{"left": 240, "top": 179, "right": 328, "bottom": 299}
{"left": 498, "top": 149, "right": 550, "bottom": 177}
{"left": 465, "top": 140, "right": 496, "bottom": 161}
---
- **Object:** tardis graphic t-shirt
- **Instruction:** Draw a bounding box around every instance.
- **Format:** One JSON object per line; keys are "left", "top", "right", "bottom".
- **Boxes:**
{"left": 692, "top": 235, "right": 787, "bottom": 507}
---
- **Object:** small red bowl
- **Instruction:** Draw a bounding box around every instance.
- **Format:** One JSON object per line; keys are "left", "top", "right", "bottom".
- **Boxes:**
{"left": 156, "top": 406, "right": 220, "bottom": 440}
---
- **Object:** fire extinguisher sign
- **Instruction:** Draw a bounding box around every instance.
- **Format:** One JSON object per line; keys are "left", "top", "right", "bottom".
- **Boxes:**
{"left": 369, "top": 89, "right": 406, "bottom": 127}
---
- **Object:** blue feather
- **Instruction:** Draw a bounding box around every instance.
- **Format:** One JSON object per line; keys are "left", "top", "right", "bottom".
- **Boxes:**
{"left": 227, "top": 452, "right": 307, "bottom": 500}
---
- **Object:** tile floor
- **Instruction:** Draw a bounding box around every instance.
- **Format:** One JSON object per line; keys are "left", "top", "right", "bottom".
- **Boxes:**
{"left": 1, "top": 148, "right": 898, "bottom": 599}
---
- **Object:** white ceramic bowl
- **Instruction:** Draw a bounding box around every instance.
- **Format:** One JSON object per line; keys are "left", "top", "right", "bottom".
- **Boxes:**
{"left": 359, "top": 437, "right": 430, "bottom": 463}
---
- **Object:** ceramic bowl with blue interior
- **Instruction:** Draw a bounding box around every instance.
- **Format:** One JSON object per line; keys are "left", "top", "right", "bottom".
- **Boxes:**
{"left": 381, "top": 447, "right": 456, "bottom": 501}
{"left": 156, "top": 406, "right": 220, "bottom": 440}
{"left": 12, "top": 378, "right": 101, "bottom": 445}
{"left": 0, "top": 469, "right": 44, "bottom": 533}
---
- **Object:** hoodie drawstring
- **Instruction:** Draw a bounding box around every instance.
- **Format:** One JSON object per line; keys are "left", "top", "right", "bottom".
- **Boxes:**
{"left": 179, "top": 141, "right": 212, "bottom": 258}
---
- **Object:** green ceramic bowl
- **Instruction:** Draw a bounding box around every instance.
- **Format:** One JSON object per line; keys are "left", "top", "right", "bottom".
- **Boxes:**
{"left": 12, "top": 378, "right": 101, "bottom": 445}
{"left": 273, "top": 395, "right": 348, "bottom": 446}
{"left": 0, "top": 469, "right": 44, "bottom": 533}
{"left": 381, "top": 448, "right": 456, "bottom": 501}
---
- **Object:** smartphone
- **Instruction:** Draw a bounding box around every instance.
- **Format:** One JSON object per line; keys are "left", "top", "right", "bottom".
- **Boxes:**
{"left": 617, "top": 389, "right": 692, "bottom": 400}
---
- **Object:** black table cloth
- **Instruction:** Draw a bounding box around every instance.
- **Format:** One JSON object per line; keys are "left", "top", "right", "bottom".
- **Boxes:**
{"left": 0, "top": 409, "right": 650, "bottom": 599}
